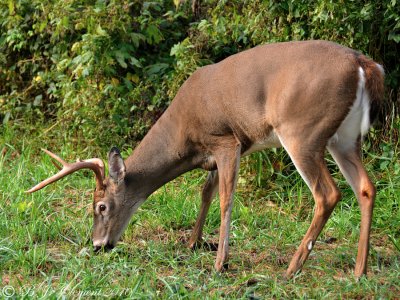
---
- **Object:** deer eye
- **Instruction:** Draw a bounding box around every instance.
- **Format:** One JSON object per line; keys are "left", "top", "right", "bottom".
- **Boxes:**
{"left": 99, "top": 204, "right": 107, "bottom": 212}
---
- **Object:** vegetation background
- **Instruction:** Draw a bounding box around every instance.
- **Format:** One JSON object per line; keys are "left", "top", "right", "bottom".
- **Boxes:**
{"left": 1, "top": 0, "right": 399, "bottom": 298}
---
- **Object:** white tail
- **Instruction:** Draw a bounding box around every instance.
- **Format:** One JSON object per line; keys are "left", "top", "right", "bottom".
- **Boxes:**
{"left": 27, "top": 40, "right": 384, "bottom": 278}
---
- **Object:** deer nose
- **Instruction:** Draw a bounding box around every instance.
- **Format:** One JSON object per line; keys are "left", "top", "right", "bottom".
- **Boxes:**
{"left": 93, "top": 240, "right": 114, "bottom": 252}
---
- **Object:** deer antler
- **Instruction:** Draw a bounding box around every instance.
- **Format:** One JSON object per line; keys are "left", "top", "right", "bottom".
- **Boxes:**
{"left": 26, "top": 149, "right": 105, "bottom": 193}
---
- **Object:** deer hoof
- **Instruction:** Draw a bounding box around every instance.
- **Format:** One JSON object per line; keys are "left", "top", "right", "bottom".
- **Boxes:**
{"left": 214, "top": 261, "right": 229, "bottom": 272}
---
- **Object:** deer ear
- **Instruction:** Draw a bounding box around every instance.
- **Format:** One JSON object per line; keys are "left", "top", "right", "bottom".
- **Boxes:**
{"left": 108, "top": 147, "right": 126, "bottom": 184}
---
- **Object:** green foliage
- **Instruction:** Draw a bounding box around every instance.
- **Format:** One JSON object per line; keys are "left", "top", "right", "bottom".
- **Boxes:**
{"left": 0, "top": 0, "right": 191, "bottom": 145}
{"left": 0, "top": 0, "right": 399, "bottom": 148}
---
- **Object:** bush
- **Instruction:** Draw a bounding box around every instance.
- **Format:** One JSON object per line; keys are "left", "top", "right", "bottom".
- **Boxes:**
{"left": 0, "top": 0, "right": 192, "bottom": 146}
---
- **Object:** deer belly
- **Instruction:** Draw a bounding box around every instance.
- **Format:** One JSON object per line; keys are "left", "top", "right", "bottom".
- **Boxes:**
{"left": 242, "top": 130, "right": 282, "bottom": 156}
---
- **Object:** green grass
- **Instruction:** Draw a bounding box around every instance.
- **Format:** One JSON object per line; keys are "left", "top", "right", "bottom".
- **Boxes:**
{"left": 1, "top": 130, "right": 399, "bottom": 299}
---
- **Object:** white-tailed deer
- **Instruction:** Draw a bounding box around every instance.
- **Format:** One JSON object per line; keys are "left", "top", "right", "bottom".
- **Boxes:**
{"left": 27, "top": 40, "right": 384, "bottom": 278}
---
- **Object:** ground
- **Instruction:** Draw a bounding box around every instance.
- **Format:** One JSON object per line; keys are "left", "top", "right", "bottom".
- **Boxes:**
{"left": 0, "top": 140, "right": 399, "bottom": 299}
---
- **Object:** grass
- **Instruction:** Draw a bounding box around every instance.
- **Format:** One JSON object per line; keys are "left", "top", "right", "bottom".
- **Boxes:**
{"left": 1, "top": 128, "right": 399, "bottom": 299}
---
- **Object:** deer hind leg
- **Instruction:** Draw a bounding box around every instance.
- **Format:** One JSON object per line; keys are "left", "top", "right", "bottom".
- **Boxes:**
{"left": 214, "top": 142, "right": 241, "bottom": 272}
{"left": 328, "top": 138, "right": 375, "bottom": 278}
{"left": 278, "top": 135, "right": 342, "bottom": 278}
{"left": 189, "top": 170, "right": 219, "bottom": 249}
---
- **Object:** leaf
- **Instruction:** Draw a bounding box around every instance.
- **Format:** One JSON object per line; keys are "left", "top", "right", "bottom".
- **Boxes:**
{"left": 34, "top": 94, "right": 42, "bottom": 106}
{"left": 3, "top": 112, "right": 11, "bottom": 124}
{"left": 39, "top": 21, "right": 48, "bottom": 33}
{"left": 380, "top": 161, "right": 389, "bottom": 170}
{"left": 82, "top": 67, "right": 91, "bottom": 77}
{"left": 170, "top": 43, "right": 181, "bottom": 56}
{"left": 145, "top": 24, "right": 163, "bottom": 44}
{"left": 116, "top": 56, "right": 127, "bottom": 68}
{"left": 388, "top": 31, "right": 400, "bottom": 43}
{"left": 71, "top": 42, "right": 80, "bottom": 53}
{"left": 75, "top": 22, "right": 84, "bottom": 30}
{"left": 129, "top": 57, "right": 142, "bottom": 68}
{"left": 144, "top": 63, "right": 169, "bottom": 76}
{"left": 71, "top": 54, "right": 82, "bottom": 65}
{"left": 123, "top": 77, "right": 133, "bottom": 90}
{"left": 96, "top": 24, "right": 108, "bottom": 36}
{"left": 129, "top": 33, "right": 145, "bottom": 48}
{"left": 127, "top": 73, "right": 140, "bottom": 83}
{"left": 114, "top": 50, "right": 129, "bottom": 69}
{"left": 80, "top": 51, "right": 93, "bottom": 64}
{"left": 131, "top": 74, "right": 139, "bottom": 83}
{"left": 62, "top": 16, "right": 69, "bottom": 28}
{"left": 111, "top": 78, "right": 120, "bottom": 86}
{"left": 8, "top": 0, "right": 15, "bottom": 15}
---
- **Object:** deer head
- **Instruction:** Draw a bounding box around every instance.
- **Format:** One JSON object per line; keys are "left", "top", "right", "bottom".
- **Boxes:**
{"left": 27, "top": 147, "right": 135, "bottom": 251}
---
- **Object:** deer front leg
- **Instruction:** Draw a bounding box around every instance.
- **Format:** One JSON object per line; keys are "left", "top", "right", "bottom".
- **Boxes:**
{"left": 214, "top": 143, "right": 241, "bottom": 272}
{"left": 189, "top": 170, "right": 219, "bottom": 249}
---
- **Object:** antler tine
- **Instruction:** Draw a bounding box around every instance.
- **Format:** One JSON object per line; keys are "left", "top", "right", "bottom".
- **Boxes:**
{"left": 43, "top": 149, "right": 63, "bottom": 170}
{"left": 26, "top": 149, "right": 105, "bottom": 194}
{"left": 50, "top": 159, "right": 62, "bottom": 170}
{"left": 41, "top": 148, "right": 67, "bottom": 166}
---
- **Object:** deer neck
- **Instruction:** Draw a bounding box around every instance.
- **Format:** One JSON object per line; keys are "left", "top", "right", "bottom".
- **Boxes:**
{"left": 124, "top": 112, "right": 195, "bottom": 199}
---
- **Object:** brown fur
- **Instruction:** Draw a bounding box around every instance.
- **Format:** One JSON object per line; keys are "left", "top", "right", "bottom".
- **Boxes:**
{"left": 356, "top": 54, "right": 385, "bottom": 121}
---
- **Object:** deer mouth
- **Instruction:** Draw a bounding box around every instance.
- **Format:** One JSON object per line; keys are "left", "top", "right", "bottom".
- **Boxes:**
{"left": 93, "top": 242, "right": 114, "bottom": 253}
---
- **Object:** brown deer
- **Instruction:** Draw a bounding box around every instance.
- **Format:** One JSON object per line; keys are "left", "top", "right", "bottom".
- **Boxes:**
{"left": 27, "top": 40, "right": 384, "bottom": 278}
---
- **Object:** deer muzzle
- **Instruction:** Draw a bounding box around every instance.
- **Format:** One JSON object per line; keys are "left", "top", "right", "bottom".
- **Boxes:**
{"left": 93, "top": 240, "right": 114, "bottom": 252}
